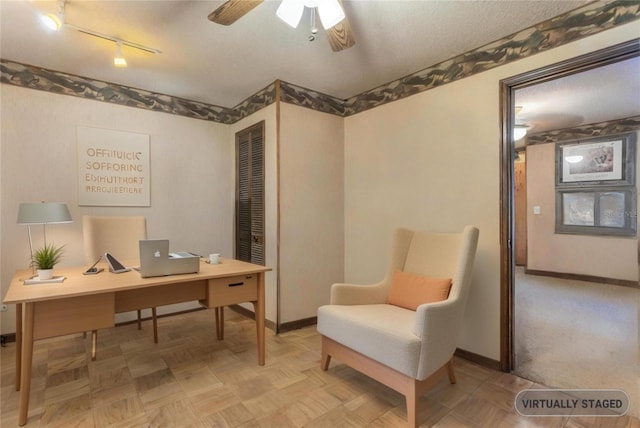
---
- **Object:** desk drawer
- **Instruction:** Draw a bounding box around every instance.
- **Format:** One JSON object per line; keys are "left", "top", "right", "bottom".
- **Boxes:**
{"left": 33, "top": 293, "right": 115, "bottom": 340}
{"left": 205, "top": 274, "right": 257, "bottom": 307}
{"left": 116, "top": 280, "right": 207, "bottom": 312}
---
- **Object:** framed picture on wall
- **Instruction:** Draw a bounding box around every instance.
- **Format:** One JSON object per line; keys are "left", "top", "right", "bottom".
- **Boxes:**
{"left": 555, "top": 132, "right": 636, "bottom": 187}
{"left": 555, "top": 187, "right": 636, "bottom": 236}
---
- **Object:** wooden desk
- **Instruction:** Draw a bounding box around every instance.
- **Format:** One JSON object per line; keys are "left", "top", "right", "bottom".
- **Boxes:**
{"left": 3, "top": 258, "right": 270, "bottom": 426}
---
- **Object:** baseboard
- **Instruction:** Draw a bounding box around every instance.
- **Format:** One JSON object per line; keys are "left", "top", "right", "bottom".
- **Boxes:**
{"left": 1, "top": 333, "right": 16, "bottom": 345}
{"left": 226, "top": 306, "right": 317, "bottom": 333}
{"left": 278, "top": 316, "right": 317, "bottom": 333}
{"left": 524, "top": 268, "right": 638, "bottom": 288}
{"left": 454, "top": 348, "right": 501, "bottom": 371}
{"left": 227, "top": 304, "right": 277, "bottom": 332}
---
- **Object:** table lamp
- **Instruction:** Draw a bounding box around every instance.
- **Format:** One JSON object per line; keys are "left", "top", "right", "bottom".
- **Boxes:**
{"left": 16, "top": 202, "right": 73, "bottom": 272}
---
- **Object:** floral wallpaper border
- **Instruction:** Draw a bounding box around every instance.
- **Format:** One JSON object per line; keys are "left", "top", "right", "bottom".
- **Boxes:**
{"left": 1, "top": 1, "right": 638, "bottom": 123}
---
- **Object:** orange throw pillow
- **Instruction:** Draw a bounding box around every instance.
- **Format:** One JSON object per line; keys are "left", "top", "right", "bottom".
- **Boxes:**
{"left": 388, "top": 269, "right": 452, "bottom": 311}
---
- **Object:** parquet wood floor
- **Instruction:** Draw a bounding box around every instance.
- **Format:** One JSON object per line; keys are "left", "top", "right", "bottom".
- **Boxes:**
{"left": 1, "top": 309, "right": 638, "bottom": 427}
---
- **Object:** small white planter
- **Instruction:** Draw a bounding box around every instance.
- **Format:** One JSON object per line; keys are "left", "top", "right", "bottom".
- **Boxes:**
{"left": 37, "top": 269, "right": 54, "bottom": 280}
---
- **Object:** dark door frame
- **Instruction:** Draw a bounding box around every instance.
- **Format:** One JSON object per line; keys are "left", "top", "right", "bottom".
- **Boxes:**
{"left": 499, "top": 39, "right": 640, "bottom": 371}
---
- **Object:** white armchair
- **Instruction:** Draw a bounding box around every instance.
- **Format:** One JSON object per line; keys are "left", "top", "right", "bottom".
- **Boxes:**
{"left": 317, "top": 226, "right": 479, "bottom": 427}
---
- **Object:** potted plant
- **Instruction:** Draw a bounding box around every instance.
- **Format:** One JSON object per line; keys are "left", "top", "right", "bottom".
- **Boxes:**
{"left": 31, "top": 243, "right": 65, "bottom": 280}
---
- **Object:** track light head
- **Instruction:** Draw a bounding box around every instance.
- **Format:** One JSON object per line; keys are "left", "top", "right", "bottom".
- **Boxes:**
{"left": 113, "top": 42, "right": 127, "bottom": 67}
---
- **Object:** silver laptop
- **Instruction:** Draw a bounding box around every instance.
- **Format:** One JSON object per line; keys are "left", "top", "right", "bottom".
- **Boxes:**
{"left": 138, "top": 239, "right": 200, "bottom": 278}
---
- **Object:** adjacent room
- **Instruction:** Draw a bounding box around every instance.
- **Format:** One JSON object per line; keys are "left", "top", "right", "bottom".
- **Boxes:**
{"left": 1, "top": 1, "right": 638, "bottom": 426}
{"left": 510, "top": 56, "right": 640, "bottom": 416}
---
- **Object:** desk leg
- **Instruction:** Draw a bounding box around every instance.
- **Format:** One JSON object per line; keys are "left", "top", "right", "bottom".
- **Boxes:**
{"left": 253, "top": 272, "right": 265, "bottom": 366}
{"left": 15, "top": 303, "right": 23, "bottom": 391}
{"left": 91, "top": 331, "right": 98, "bottom": 361}
{"left": 215, "top": 307, "right": 224, "bottom": 340}
{"left": 18, "top": 302, "right": 35, "bottom": 426}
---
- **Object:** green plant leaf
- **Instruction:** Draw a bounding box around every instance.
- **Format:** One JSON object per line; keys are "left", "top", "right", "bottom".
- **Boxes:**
{"left": 32, "top": 243, "right": 65, "bottom": 270}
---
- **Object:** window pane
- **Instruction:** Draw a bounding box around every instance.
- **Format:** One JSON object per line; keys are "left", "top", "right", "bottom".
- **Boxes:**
{"left": 599, "top": 192, "right": 625, "bottom": 228}
{"left": 563, "top": 193, "right": 595, "bottom": 226}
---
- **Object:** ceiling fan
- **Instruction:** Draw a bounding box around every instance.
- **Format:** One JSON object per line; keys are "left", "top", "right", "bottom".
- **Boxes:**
{"left": 208, "top": 0, "right": 355, "bottom": 52}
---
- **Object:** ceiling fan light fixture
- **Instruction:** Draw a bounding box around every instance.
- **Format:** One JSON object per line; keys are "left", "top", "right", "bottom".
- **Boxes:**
{"left": 276, "top": 0, "right": 305, "bottom": 28}
{"left": 40, "top": 13, "right": 62, "bottom": 31}
{"left": 317, "top": 0, "right": 344, "bottom": 29}
{"left": 277, "top": 0, "right": 344, "bottom": 30}
{"left": 513, "top": 125, "right": 529, "bottom": 141}
{"left": 40, "top": 0, "right": 65, "bottom": 31}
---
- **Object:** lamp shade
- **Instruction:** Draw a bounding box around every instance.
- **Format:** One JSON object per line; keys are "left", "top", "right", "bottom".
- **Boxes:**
{"left": 17, "top": 203, "right": 72, "bottom": 224}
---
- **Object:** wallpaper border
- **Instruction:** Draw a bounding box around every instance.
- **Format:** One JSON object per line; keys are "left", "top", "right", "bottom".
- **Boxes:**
{"left": 1, "top": 0, "right": 638, "bottom": 123}
{"left": 526, "top": 116, "right": 640, "bottom": 146}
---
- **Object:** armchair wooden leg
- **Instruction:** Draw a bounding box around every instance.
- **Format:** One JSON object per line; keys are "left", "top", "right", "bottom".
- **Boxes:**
{"left": 152, "top": 307, "right": 158, "bottom": 344}
{"left": 137, "top": 310, "right": 142, "bottom": 330}
{"left": 91, "top": 330, "right": 97, "bottom": 361}
{"left": 320, "top": 336, "right": 452, "bottom": 428}
{"left": 406, "top": 383, "right": 418, "bottom": 428}
{"left": 446, "top": 359, "right": 456, "bottom": 384}
{"left": 321, "top": 349, "right": 331, "bottom": 371}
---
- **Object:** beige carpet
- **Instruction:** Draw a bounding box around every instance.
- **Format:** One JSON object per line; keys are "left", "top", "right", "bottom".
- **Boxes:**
{"left": 513, "top": 267, "right": 639, "bottom": 417}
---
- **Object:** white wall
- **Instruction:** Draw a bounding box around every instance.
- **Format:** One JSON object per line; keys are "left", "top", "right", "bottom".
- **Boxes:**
{"left": 279, "top": 103, "right": 344, "bottom": 324}
{"left": 343, "top": 23, "right": 640, "bottom": 360}
{"left": 526, "top": 131, "right": 639, "bottom": 281}
{"left": 1, "top": 85, "right": 234, "bottom": 333}
{"left": 227, "top": 105, "right": 279, "bottom": 325}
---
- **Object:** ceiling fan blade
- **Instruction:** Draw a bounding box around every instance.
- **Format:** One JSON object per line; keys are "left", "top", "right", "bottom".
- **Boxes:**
{"left": 325, "top": 0, "right": 355, "bottom": 52}
{"left": 326, "top": 16, "right": 355, "bottom": 52}
{"left": 208, "top": 0, "right": 263, "bottom": 25}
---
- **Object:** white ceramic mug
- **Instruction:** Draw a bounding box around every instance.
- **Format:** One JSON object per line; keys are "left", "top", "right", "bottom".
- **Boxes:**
{"left": 209, "top": 253, "right": 220, "bottom": 264}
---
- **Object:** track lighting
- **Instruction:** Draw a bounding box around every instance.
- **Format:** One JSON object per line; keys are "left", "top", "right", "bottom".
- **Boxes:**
{"left": 114, "top": 42, "right": 127, "bottom": 67}
{"left": 38, "top": 0, "right": 161, "bottom": 67}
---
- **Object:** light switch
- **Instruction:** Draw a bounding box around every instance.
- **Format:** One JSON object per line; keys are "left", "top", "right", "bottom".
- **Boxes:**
{"left": 533, "top": 206, "right": 541, "bottom": 215}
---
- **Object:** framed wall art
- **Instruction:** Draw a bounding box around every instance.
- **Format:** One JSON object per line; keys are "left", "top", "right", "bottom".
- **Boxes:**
{"left": 555, "top": 132, "right": 636, "bottom": 187}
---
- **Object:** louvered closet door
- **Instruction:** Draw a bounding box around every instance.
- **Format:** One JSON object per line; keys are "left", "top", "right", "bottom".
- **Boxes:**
{"left": 236, "top": 122, "right": 265, "bottom": 266}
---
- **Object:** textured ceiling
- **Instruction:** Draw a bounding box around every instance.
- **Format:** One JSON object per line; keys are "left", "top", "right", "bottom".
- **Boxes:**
{"left": 1, "top": 0, "right": 589, "bottom": 107}
{"left": 515, "top": 56, "right": 640, "bottom": 134}
{"left": 2, "top": 0, "right": 638, "bottom": 134}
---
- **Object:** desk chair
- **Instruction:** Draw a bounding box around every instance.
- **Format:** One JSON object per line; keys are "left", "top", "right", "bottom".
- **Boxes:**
{"left": 317, "top": 226, "right": 479, "bottom": 427}
{"left": 83, "top": 215, "right": 158, "bottom": 360}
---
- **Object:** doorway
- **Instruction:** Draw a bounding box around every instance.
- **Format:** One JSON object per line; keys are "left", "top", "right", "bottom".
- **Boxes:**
{"left": 500, "top": 40, "right": 639, "bottom": 374}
